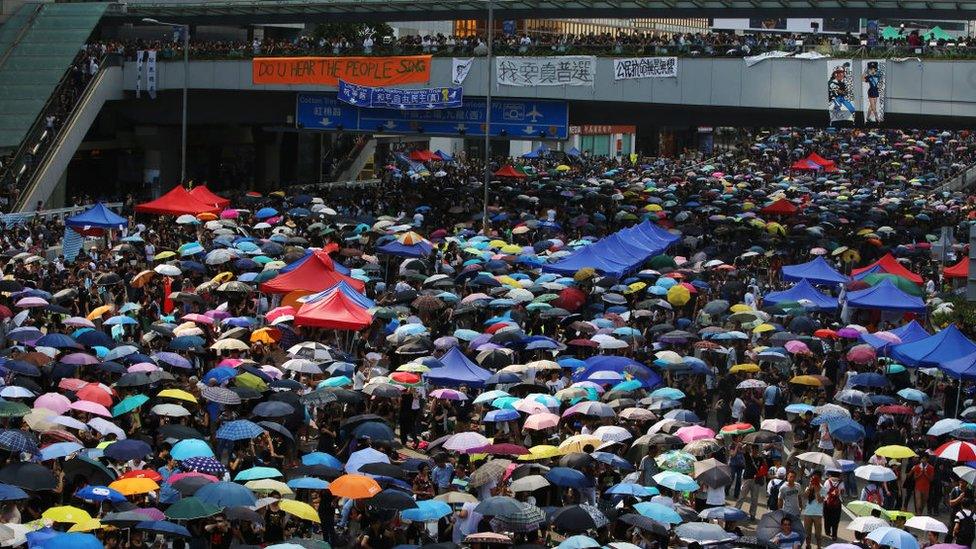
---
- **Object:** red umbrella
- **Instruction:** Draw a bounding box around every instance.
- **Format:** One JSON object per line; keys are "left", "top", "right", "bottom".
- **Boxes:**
{"left": 554, "top": 287, "right": 586, "bottom": 312}
{"left": 390, "top": 372, "right": 421, "bottom": 385}
{"left": 120, "top": 469, "right": 163, "bottom": 481}
{"left": 568, "top": 339, "right": 599, "bottom": 348}
{"left": 467, "top": 443, "right": 529, "bottom": 456}
{"left": 846, "top": 344, "right": 877, "bottom": 364}
{"left": 0, "top": 305, "right": 11, "bottom": 319}
{"left": 814, "top": 329, "right": 839, "bottom": 339}
{"left": 76, "top": 384, "right": 114, "bottom": 407}
{"left": 876, "top": 404, "right": 914, "bottom": 415}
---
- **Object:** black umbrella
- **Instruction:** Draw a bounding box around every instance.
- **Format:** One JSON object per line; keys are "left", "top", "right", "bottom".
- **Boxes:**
{"left": 159, "top": 424, "right": 206, "bottom": 440}
{"left": 618, "top": 513, "right": 668, "bottom": 536}
{"left": 225, "top": 506, "right": 264, "bottom": 525}
{"left": 559, "top": 452, "right": 595, "bottom": 469}
{"left": 756, "top": 510, "right": 805, "bottom": 546}
{"left": 115, "top": 372, "right": 155, "bottom": 388}
{"left": 259, "top": 421, "right": 295, "bottom": 443}
{"left": 0, "top": 462, "right": 57, "bottom": 490}
{"left": 742, "top": 430, "right": 783, "bottom": 445}
{"left": 359, "top": 462, "right": 407, "bottom": 480}
{"left": 286, "top": 465, "right": 343, "bottom": 480}
{"left": 340, "top": 414, "right": 387, "bottom": 431}
{"left": 102, "top": 511, "right": 150, "bottom": 526}
{"left": 172, "top": 476, "right": 213, "bottom": 496}
{"left": 62, "top": 456, "right": 116, "bottom": 486}
{"left": 550, "top": 504, "right": 609, "bottom": 533}
{"left": 367, "top": 488, "right": 418, "bottom": 511}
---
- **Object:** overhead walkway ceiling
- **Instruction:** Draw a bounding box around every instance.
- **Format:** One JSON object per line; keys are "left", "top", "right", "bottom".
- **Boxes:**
{"left": 108, "top": 0, "right": 976, "bottom": 23}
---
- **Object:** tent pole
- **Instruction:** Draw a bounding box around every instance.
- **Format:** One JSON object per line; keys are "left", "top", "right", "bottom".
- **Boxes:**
{"left": 957, "top": 378, "right": 962, "bottom": 418}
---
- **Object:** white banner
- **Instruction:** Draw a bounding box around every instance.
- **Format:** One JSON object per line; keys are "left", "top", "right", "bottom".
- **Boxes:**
{"left": 496, "top": 56, "right": 595, "bottom": 87}
{"left": 612, "top": 57, "right": 677, "bottom": 80}
{"left": 861, "top": 59, "right": 885, "bottom": 124}
{"left": 452, "top": 57, "right": 473, "bottom": 85}
{"left": 135, "top": 50, "right": 144, "bottom": 99}
{"left": 146, "top": 49, "right": 157, "bottom": 100}
{"left": 827, "top": 59, "right": 856, "bottom": 124}
{"left": 743, "top": 50, "right": 792, "bottom": 67}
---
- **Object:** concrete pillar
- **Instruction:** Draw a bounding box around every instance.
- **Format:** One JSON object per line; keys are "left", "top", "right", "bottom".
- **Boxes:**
{"left": 509, "top": 140, "right": 532, "bottom": 157}
{"left": 253, "top": 130, "right": 282, "bottom": 190}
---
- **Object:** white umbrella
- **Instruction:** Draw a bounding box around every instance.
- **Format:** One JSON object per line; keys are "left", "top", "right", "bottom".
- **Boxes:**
{"left": 796, "top": 451, "right": 840, "bottom": 469}
{"left": 154, "top": 264, "right": 181, "bottom": 277}
{"left": 760, "top": 419, "right": 793, "bottom": 433}
{"left": 151, "top": 403, "right": 191, "bottom": 417}
{"left": 854, "top": 465, "right": 896, "bottom": 482}
{"left": 847, "top": 516, "right": 889, "bottom": 533}
{"left": 345, "top": 447, "right": 390, "bottom": 473}
{"left": 281, "top": 358, "right": 321, "bottom": 374}
{"left": 904, "top": 516, "right": 948, "bottom": 534}
{"left": 443, "top": 432, "right": 490, "bottom": 452}
{"left": 593, "top": 425, "right": 633, "bottom": 442}
{"left": 510, "top": 475, "right": 550, "bottom": 493}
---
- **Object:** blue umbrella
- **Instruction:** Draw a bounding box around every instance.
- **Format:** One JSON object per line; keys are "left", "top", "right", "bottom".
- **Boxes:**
{"left": 663, "top": 409, "right": 700, "bottom": 423}
{"left": 556, "top": 535, "right": 600, "bottom": 549}
{"left": 104, "top": 316, "right": 138, "bottom": 326}
{"left": 0, "top": 483, "right": 27, "bottom": 501}
{"left": 633, "top": 502, "right": 683, "bottom": 524}
{"left": 650, "top": 387, "right": 686, "bottom": 400}
{"left": 302, "top": 452, "right": 342, "bottom": 469}
{"left": 605, "top": 483, "right": 658, "bottom": 497}
{"left": 0, "top": 430, "right": 38, "bottom": 455}
{"left": 896, "top": 388, "right": 927, "bottom": 402}
{"left": 286, "top": 477, "right": 330, "bottom": 490}
{"left": 849, "top": 372, "right": 890, "bottom": 388}
{"left": 75, "top": 485, "right": 127, "bottom": 503}
{"left": 136, "top": 520, "right": 191, "bottom": 538}
{"left": 171, "top": 439, "right": 215, "bottom": 460}
{"left": 784, "top": 403, "right": 816, "bottom": 414}
{"left": 7, "top": 327, "right": 42, "bottom": 342}
{"left": 152, "top": 352, "right": 191, "bottom": 369}
{"left": 866, "top": 527, "right": 919, "bottom": 549}
{"left": 652, "top": 471, "right": 699, "bottom": 492}
{"left": 675, "top": 522, "right": 739, "bottom": 543}
{"left": 484, "top": 409, "right": 520, "bottom": 422}
{"left": 233, "top": 466, "right": 282, "bottom": 481}
{"left": 40, "top": 442, "right": 84, "bottom": 461}
{"left": 545, "top": 467, "right": 591, "bottom": 489}
{"left": 104, "top": 439, "right": 152, "bottom": 462}
{"left": 216, "top": 420, "right": 264, "bottom": 441}
{"left": 401, "top": 500, "right": 452, "bottom": 522}
{"left": 827, "top": 417, "right": 866, "bottom": 442}
{"left": 591, "top": 452, "right": 635, "bottom": 472}
{"left": 203, "top": 367, "right": 237, "bottom": 385}
{"left": 194, "top": 481, "right": 257, "bottom": 507}
{"left": 352, "top": 422, "right": 395, "bottom": 441}
{"left": 181, "top": 456, "right": 226, "bottom": 476}
{"left": 698, "top": 506, "right": 748, "bottom": 522}
{"left": 35, "top": 333, "right": 81, "bottom": 349}
{"left": 30, "top": 532, "right": 102, "bottom": 549}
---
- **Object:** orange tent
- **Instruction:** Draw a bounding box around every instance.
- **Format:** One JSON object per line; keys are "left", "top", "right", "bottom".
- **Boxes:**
{"left": 260, "top": 250, "right": 366, "bottom": 294}
{"left": 945, "top": 258, "right": 969, "bottom": 279}
{"left": 135, "top": 186, "right": 220, "bottom": 215}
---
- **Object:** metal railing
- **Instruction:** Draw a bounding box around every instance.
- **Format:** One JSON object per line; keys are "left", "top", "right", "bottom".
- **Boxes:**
{"left": 8, "top": 53, "right": 122, "bottom": 212}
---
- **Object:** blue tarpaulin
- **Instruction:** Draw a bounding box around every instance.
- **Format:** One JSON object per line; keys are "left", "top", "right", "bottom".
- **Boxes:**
{"left": 65, "top": 203, "right": 127, "bottom": 231}
{"left": 940, "top": 351, "right": 976, "bottom": 380}
{"left": 572, "top": 355, "right": 662, "bottom": 389}
{"left": 522, "top": 145, "right": 549, "bottom": 159}
{"left": 424, "top": 347, "right": 492, "bottom": 388}
{"left": 890, "top": 324, "right": 976, "bottom": 368}
{"left": 377, "top": 240, "right": 433, "bottom": 258}
{"left": 543, "top": 221, "right": 678, "bottom": 277}
{"left": 781, "top": 256, "right": 848, "bottom": 285}
{"left": 845, "top": 279, "right": 926, "bottom": 314}
{"left": 860, "top": 319, "right": 930, "bottom": 351}
{"left": 764, "top": 279, "right": 838, "bottom": 311}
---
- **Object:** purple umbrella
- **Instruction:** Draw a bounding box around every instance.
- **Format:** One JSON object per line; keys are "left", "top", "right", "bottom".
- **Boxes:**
{"left": 61, "top": 353, "right": 100, "bottom": 366}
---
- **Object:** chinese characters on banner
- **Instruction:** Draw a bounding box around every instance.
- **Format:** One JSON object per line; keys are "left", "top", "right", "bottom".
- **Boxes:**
{"left": 861, "top": 59, "right": 886, "bottom": 124}
{"left": 337, "top": 80, "right": 463, "bottom": 110}
{"left": 612, "top": 57, "right": 678, "bottom": 80}
{"left": 252, "top": 56, "right": 432, "bottom": 86}
{"left": 495, "top": 56, "right": 595, "bottom": 87}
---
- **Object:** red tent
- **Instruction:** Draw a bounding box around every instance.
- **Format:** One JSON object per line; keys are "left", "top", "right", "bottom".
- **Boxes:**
{"left": 790, "top": 159, "right": 821, "bottom": 171}
{"left": 294, "top": 289, "right": 373, "bottom": 330}
{"left": 493, "top": 165, "right": 526, "bottom": 179}
{"left": 852, "top": 253, "right": 924, "bottom": 284}
{"left": 135, "top": 186, "right": 220, "bottom": 215}
{"left": 260, "top": 250, "right": 366, "bottom": 294}
{"left": 760, "top": 198, "right": 799, "bottom": 216}
{"left": 945, "top": 258, "right": 969, "bottom": 279}
{"left": 409, "top": 150, "right": 440, "bottom": 162}
{"left": 806, "top": 152, "right": 835, "bottom": 167}
{"left": 189, "top": 185, "right": 231, "bottom": 208}
{"left": 791, "top": 153, "right": 838, "bottom": 172}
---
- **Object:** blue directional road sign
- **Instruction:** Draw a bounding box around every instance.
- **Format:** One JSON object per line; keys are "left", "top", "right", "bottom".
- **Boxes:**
{"left": 296, "top": 92, "right": 569, "bottom": 139}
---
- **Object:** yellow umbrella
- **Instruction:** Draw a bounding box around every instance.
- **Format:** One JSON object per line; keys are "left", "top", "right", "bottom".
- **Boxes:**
{"left": 519, "top": 445, "right": 564, "bottom": 461}
{"left": 157, "top": 389, "right": 197, "bottom": 403}
{"left": 729, "top": 363, "right": 761, "bottom": 374}
{"left": 130, "top": 270, "right": 154, "bottom": 288}
{"left": 729, "top": 304, "right": 753, "bottom": 313}
{"left": 86, "top": 305, "right": 114, "bottom": 321}
{"left": 790, "top": 375, "right": 823, "bottom": 387}
{"left": 211, "top": 339, "right": 249, "bottom": 351}
{"left": 666, "top": 285, "right": 690, "bottom": 306}
{"left": 153, "top": 251, "right": 176, "bottom": 261}
{"left": 69, "top": 519, "right": 103, "bottom": 532}
{"left": 211, "top": 272, "right": 234, "bottom": 284}
{"left": 42, "top": 506, "right": 92, "bottom": 524}
{"left": 278, "top": 499, "right": 321, "bottom": 523}
{"left": 555, "top": 165, "right": 571, "bottom": 172}
{"left": 874, "top": 445, "right": 917, "bottom": 459}
{"left": 397, "top": 363, "right": 430, "bottom": 373}
{"left": 245, "top": 479, "right": 293, "bottom": 495}
{"left": 752, "top": 323, "right": 775, "bottom": 334}
{"left": 625, "top": 282, "right": 646, "bottom": 294}
{"left": 644, "top": 204, "right": 663, "bottom": 212}
{"left": 109, "top": 477, "right": 159, "bottom": 496}
{"left": 488, "top": 239, "right": 508, "bottom": 249}
{"left": 766, "top": 222, "right": 786, "bottom": 236}
{"left": 558, "top": 435, "right": 602, "bottom": 453}
{"left": 499, "top": 244, "right": 522, "bottom": 255}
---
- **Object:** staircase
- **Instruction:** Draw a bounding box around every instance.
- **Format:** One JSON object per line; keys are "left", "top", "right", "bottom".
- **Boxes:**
{"left": 334, "top": 137, "right": 377, "bottom": 182}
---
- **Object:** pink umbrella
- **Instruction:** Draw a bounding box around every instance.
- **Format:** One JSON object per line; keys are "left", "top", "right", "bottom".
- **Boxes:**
{"left": 871, "top": 331, "right": 902, "bottom": 344}
{"left": 61, "top": 353, "right": 99, "bottom": 365}
{"left": 127, "top": 363, "right": 159, "bottom": 373}
{"left": 675, "top": 425, "right": 717, "bottom": 443}
{"left": 846, "top": 344, "right": 877, "bottom": 364}
{"left": 513, "top": 399, "right": 548, "bottom": 415}
{"left": 523, "top": 412, "right": 560, "bottom": 431}
{"left": 260, "top": 365, "right": 283, "bottom": 379}
{"left": 133, "top": 508, "right": 166, "bottom": 521}
{"left": 70, "top": 400, "right": 112, "bottom": 418}
{"left": 35, "top": 393, "right": 72, "bottom": 414}
{"left": 443, "top": 432, "right": 490, "bottom": 452}
{"left": 219, "top": 209, "right": 239, "bottom": 219}
{"left": 430, "top": 389, "right": 467, "bottom": 401}
{"left": 166, "top": 471, "right": 218, "bottom": 485}
{"left": 217, "top": 358, "right": 243, "bottom": 368}
{"left": 266, "top": 306, "right": 295, "bottom": 324}
{"left": 64, "top": 317, "right": 95, "bottom": 328}
{"left": 784, "top": 340, "right": 811, "bottom": 355}
{"left": 57, "top": 379, "right": 89, "bottom": 392}
{"left": 182, "top": 313, "right": 214, "bottom": 325}
{"left": 15, "top": 297, "right": 48, "bottom": 308}
{"left": 205, "top": 310, "right": 231, "bottom": 321}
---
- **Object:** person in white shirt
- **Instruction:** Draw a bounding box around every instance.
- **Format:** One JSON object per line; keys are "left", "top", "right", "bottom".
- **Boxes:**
{"left": 732, "top": 396, "right": 746, "bottom": 422}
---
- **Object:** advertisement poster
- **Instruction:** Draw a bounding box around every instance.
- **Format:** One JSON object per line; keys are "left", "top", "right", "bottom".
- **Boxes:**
{"left": 861, "top": 59, "right": 886, "bottom": 123}
{"left": 827, "top": 59, "right": 856, "bottom": 125}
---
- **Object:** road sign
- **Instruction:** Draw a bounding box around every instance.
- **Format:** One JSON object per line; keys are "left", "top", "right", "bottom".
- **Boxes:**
{"left": 295, "top": 92, "right": 569, "bottom": 139}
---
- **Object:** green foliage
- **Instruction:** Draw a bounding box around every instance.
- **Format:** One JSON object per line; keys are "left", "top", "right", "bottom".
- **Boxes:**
{"left": 932, "top": 296, "right": 976, "bottom": 337}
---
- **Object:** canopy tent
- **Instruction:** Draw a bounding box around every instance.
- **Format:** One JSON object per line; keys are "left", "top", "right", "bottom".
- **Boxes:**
{"left": 790, "top": 153, "right": 837, "bottom": 172}
{"left": 890, "top": 324, "right": 976, "bottom": 368}
{"left": 806, "top": 152, "right": 836, "bottom": 167}
{"left": 760, "top": 198, "right": 799, "bottom": 216}
{"left": 302, "top": 280, "right": 375, "bottom": 309}
{"left": 763, "top": 279, "right": 838, "bottom": 311}
{"left": 845, "top": 279, "right": 926, "bottom": 314}
{"left": 280, "top": 249, "right": 351, "bottom": 276}
{"left": 424, "top": 347, "right": 492, "bottom": 388}
{"left": 434, "top": 150, "right": 454, "bottom": 162}
{"left": 65, "top": 203, "right": 127, "bottom": 235}
{"left": 573, "top": 355, "right": 662, "bottom": 389}
{"left": 189, "top": 186, "right": 231, "bottom": 209}
{"left": 522, "top": 145, "right": 549, "bottom": 159}
{"left": 781, "top": 256, "right": 849, "bottom": 285}
{"left": 493, "top": 165, "right": 527, "bottom": 179}
{"left": 377, "top": 240, "right": 433, "bottom": 258}
{"left": 544, "top": 221, "right": 679, "bottom": 277}
{"left": 945, "top": 258, "right": 969, "bottom": 279}
{"left": 135, "top": 186, "right": 221, "bottom": 216}
{"left": 860, "top": 319, "right": 930, "bottom": 350}
{"left": 294, "top": 288, "right": 373, "bottom": 330}
{"left": 409, "top": 150, "right": 440, "bottom": 162}
{"left": 880, "top": 26, "right": 902, "bottom": 39}
{"left": 924, "top": 26, "right": 951, "bottom": 40}
{"left": 941, "top": 352, "right": 976, "bottom": 381}
{"left": 852, "top": 253, "right": 923, "bottom": 284}
{"left": 260, "top": 250, "right": 365, "bottom": 294}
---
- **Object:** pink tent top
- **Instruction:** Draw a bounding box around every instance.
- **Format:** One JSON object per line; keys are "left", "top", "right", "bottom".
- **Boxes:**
{"left": 852, "top": 253, "right": 924, "bottom": 284}
{"left": 260, "top": 250, "right": 366, "bottom": 295}
{"left": 294, "top": 289, "right": 373, "bottom": 331}
{"left": 135, "top": 186, "right": 221, "bottom": 216}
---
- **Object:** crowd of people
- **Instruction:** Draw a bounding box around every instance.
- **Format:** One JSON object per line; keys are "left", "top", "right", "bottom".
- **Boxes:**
{"left": 0, "top": 126, "right": 972, "bottom": 549}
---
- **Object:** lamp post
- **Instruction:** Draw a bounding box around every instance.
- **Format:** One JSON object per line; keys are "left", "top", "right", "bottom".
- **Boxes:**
{"left": 482, "top": 0, "right": 493, "bottom": 233}
{"left": 142, "top": 18, "right": 188, "bottom": 184}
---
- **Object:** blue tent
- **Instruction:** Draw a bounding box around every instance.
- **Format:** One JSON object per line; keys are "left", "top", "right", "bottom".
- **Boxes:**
{"left": 860, "top": 319, "right": 930, "bottom": 350}
{"left": 845, "top": 279, "right": 926, "bottom": 314}
{"left": 544, "top": 221, "right": 678, "bottom": 277}
{"left": 303, "top": 281, "right": 375, "bottom": 309}
{"left": 890, "top": 324, "right": 976, "bottom": 368}
{"left": 434, "top": 150, "right": 454, "bottom": 162}
{"left": 65, "top": 203, "right": 127, "bottom": 232}
{"left": 572, "top": 355, "right": 662, "bottom": 389}
{"left": 566, "top": 147, "right": 581, "bottom": 157}
{"left": 763, "top": 279, "right": 838, "bottom": 311}
{"left": 424, "top": 347, "right": 492, "bottom": 388}
{"left": 377, "top": 240, "right": 433, "bottom": 258}
{"left": 522, "top": 145, "right": 549, "bottom": 159}
{"left": 940, "top": 351, "right": 976, "bottom": 380}
{"left": 781, "top": 257, "right": 848, "bottom": 285}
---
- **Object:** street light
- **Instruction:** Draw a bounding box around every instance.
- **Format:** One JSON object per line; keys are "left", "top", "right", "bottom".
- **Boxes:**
{"left": 482, "top": 0, "right": 493, "bottom": 234}
{"left": 142, "top": 17, "right": 189, "bottom": 184}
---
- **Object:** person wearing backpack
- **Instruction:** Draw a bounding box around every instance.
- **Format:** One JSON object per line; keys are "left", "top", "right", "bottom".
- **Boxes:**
{"left": 821, "top": 470, "right": 845, "bottom": 541}
{"left": 954, "top": 497, "right": 976, "bottom": 548}
{"left": 767, "top": 467, "right": 787, "bottom": 512}
{"left": 736, "top": 446, "right": 766, "bottom": 520}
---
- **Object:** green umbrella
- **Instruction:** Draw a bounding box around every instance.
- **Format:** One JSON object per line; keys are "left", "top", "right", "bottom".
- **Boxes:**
{"left": 234, "top": 372, "right": 268, "bottom": 392}
{"left": 164, "top": 497, "right": 223, "bottom": 520}
{"left": 861, "top": 273, "right": 922, "bottom": 296}
{"left": 880, "top": 26, "right": 902, "bottom": 40}
{"left": 648, "top": 255, "right": 677, "bottom": 270}
{"left": 0, "top": 401, "right": 30, "bottom": 418}
{"left": 112, "top": 394, "right": 149, "bottom": 417}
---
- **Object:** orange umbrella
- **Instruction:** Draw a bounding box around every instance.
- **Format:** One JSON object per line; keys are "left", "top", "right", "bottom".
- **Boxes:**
{"left": 328, "top": 474, "right": 381, "bottom": 499}
{"left": 109, "top": 477, "right": 159, "bottom": 496}
{"left": 131, "top": 270, "right": 154, "bottom": 288}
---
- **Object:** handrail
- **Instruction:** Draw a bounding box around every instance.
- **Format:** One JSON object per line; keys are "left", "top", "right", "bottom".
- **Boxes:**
{"left": 0, "top": 3, "right": 44, "bottom": 72}
{"left": 11, "top": 54, "right": 121, "bottom": 212}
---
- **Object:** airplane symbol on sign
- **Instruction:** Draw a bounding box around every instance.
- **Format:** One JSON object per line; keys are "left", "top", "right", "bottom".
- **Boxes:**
{"left": 526, "top": 106, "right": 543, "bottom": 123}
{"left": 384, "top": 120, "right": 397, "bottom": 129}
{"left": 320, "top": 118, "right": 332, "bottom": 126}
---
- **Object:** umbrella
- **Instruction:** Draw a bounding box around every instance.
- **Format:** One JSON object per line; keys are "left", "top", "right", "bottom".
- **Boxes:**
{"left": 328, "top": 474, "right": 381, "bottom": 499}
{"left": 195, "top": 482, "right": 258, "bottom": 507}
{"left": 103, "top": 439, "right": 152, "bottom": 462}
{"left": 866, "top": 527, "right": 919, "bottom": 549}
{"left": 368, "top": 489, "right": 418, "bottom": 511}
{"left": 164, "top": 497, "right": 223, "bottom": 520}
{"left": 401, "top": 500, "right": 452, "bottom": 522}
{"left": 675, "top": 522, "right": 739, "bottom": 544}
{"left": 0, "top": 462, "right": 57, "bottom": 490}
{"left": 469, "top": 459, "right": 512, "bottom": 488}
{"left": 550, "top": 504, "right": 609, "bottom": 533}
{"left": 279, "top": 499, "right": 321, "bottom": 523}
{"left": 757, "top": 510, "right": 805, "bottom": 546}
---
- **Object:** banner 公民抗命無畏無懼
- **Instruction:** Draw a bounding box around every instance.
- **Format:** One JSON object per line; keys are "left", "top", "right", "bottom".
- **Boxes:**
{"left": 612, "top": 57, "right": 678, "bottom": 80}
{"left": 861, "top": 59, "right": 886, "bottom": 124}
{"left": 495, "top": 56, "right": 595, "bottom": 87}
{"left": 252, "top": 56, "right": 432, "bottom": 86}
{"left": 337, "top": 80, "right": 462, "bottom": 110}
{"left": 827, "top": 59, "right": 856, "bottom": 125}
